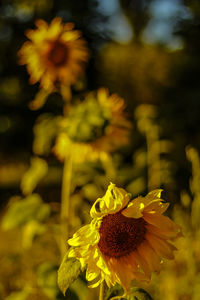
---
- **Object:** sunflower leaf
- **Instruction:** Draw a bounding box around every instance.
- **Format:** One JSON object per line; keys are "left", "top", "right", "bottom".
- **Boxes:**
{"left": 57, "top": 251, "right": 82, "bottom": 296}
{"left": 130, "top": 288, "right": 153, "bottom": 300}
{"left": 105, "top": 284, "right": 124, "bottom": 300}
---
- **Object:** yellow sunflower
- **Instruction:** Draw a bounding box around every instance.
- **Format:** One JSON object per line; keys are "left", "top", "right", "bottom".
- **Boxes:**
{"left": 68, "top": 183, "right": 181, "bottom": 293}
{"left": 18, "top": 18, "right": 88, "bottom": 98}
{"left": 53, "top": 88, "right": 131, "bottom": 163}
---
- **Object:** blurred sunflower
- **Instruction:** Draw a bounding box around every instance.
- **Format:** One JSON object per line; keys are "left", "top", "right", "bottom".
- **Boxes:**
{"left": 53, "top": 88, "right": 131, "bottom": 163}
{"left": 18, "top": 18, "right": 88, "bottom": 100}
{"left": 68, "top": 183, "right": 181, "bottom": 292}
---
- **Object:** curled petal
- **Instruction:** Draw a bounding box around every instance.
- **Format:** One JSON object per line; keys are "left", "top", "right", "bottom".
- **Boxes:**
{"left": 90, "top": 182, "right": 130, "bottom": 218}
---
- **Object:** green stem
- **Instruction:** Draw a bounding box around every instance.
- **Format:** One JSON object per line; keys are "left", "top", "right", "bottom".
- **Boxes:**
{"left": 146, "top": 125, "right": 160, "bottom": 191}
{"left": 99, "top": 281, "right": 104, "bottom": 300}
{"left": 60, "top": 153, "right": 73, "bottom": 257}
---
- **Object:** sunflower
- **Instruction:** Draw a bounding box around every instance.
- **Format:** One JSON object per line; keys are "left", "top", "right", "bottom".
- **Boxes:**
{"left": 68, "top": 183, "right": 181, "bottom": 293}
{"left": 18, "top": 18, "right": 88, "bottom": 99}
{"left": 53, "top": 88, "right": 131, "bottom": 163}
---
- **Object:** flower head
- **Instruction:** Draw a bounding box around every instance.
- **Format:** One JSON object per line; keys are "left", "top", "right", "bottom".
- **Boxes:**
{"left": 18, "top": 18, "right": 88, "bottom": 95}
{"left": 68, "top": 183, "right": 181, "bottom": 292}
{"left": 53, "top": 88, "right": 131, "bottom": 163}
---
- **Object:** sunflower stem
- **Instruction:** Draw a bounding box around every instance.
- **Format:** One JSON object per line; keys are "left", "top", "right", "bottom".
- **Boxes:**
{"left": 60, "top": 153, "right": 73, "bottom": 257}
{"left": 99, "top": 281, "right": 105, "bottom": 300}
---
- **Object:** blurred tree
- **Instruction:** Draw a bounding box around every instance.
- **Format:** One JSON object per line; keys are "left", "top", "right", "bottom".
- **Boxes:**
{"left": 120, "top": 0, "right": 153, "bottom": 41}
{"left": 158, "top": 0, "right": 200, "bottom": 194}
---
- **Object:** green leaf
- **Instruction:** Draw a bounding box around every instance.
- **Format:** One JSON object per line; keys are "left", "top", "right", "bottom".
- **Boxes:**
{"left": 2, "top": 194, "right": 50, "bottom": 230}
{"left": 22, "top": 220, "right": 46, "bottom": 249}
{"left": 5, "top": 289, "right": 29, "bottom": 300}
{"left": 33, "top": 113, "right": 61, "bottom": 155}
{"left": 105, "top": 285, "right": 153, "bottom": 300}
{"left": 130, "top": 288, "right": 153, "bottom": 300}
{"left": 71, "top": 278, "right": 90, "bottom": 300}
{"left": 105, "top": 284, "right": 124, "bottom": 300}
{"left": 20, "top": 156, "right": 48, "bottom": 196}
{"left": 57, "top": 251, "right": 82, "bottom": 296}
{"left": 37, "top": 262, "right": 59, "bottom": 299}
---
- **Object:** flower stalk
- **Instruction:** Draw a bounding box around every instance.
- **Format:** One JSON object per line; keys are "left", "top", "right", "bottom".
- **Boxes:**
{"left": 60, "top": 153, "right": 73, "bottom": 257}
{"left": 99, "top": 281, "right": 105, "bottom": 300}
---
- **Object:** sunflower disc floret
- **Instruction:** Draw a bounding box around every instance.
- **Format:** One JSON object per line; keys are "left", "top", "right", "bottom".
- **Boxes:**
{"left": 68, "top": 183, "right": 181, "bottom": 292}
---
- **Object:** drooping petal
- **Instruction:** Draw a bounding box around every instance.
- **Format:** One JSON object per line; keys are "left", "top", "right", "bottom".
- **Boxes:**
{"left": 146, "top": 223, "right": 176, "bottom": 239}
{"left": 146, "top": 232, "right": 177, "bottom": 260}
{"left": 108, "top": 257, "right": 133, "bottom": 292}
{"left": 143, "top": 212, "right": 181, "bottom": 237}
{"left": 131, "top": 250, "right": 152, "bottom": 279}
{"left": 137, "top": 241, "right": 162, "bottom": 273}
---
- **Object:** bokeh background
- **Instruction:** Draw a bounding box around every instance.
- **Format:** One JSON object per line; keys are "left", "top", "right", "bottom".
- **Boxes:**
{"left": 1, "top": 0, "right": 200, "bottom": 299}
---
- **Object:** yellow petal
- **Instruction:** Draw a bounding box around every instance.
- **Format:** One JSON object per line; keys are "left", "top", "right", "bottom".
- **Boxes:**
{"left": 137, "top": 241, "right": 161, "bottom": 273}
{"left": 131, "top": 250, "right": 151, "bottom": 278}
{"left": 122, "top": 197, "right": 144, "bottom": 218}
{"left": 86, "top": 262, "right": 100, "bottom": 281}
{"left": 144, "top": 201, "right": 170, "bottom": 214}
{"left": 96, "top": 255, "right": 110, "bottom": 275}
{"left": 143, "top": 212, "right": 181, "bottom": 237}
{"left": 110, "top": 258, "right": 132, "bottom": 292}
{"left": 146, "top": 223, "right": 175, "bottom": 239}
{"left": 146, "top": 233, "right": 176, "bottom": 259}
{"left": 90, "top": 182, "right": 130, "bottom": 218}
{"left": 68, "top": 224, "right": 99, "bottom": 246}
{"left": 146, "top": 189, "right": 163, "bottom": 200}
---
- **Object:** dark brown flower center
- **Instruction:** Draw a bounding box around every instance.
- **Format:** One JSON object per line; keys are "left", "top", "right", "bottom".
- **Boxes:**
{"left": 98, "top": 211, "right": 146, "bottom": 258}
{"left": 48, "top": 40, "right": 68, "bottom": 66}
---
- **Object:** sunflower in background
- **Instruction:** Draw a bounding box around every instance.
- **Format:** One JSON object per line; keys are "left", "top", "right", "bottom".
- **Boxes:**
{"left": 68, "top": 183, "right": 181, "bottom": 294}
{"left": 18, "top": 18, "right": 89, "bottom": 107}
{"left": 53, "top": 88, "right": 131, "bottom": 164}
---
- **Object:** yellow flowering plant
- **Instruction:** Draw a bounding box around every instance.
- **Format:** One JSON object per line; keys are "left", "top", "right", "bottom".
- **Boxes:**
{"left": 0, "top": 10, "right": 185, "bottom": 300}
{"left": 53, "top": 88, "right": 131, "bottom": 164}
{"left": 58, "top": 183, "right": 181, "bottom": 298}
{"left": 18, "top": 18, "right": 89, "bottom": 107}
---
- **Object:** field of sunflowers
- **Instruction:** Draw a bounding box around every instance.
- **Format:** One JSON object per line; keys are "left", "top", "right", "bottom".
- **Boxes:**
{"left": 0, "top": 1, "right": 200, "bottom": 300}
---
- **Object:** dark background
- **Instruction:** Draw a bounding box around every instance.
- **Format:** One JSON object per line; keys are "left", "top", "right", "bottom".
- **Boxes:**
{"left": 1, "top": 0, "right": 200, "bottom": 205}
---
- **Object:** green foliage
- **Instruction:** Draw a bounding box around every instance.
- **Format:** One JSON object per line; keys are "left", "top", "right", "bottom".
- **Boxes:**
{"left": 65, "top": 96, "right": 111, "bottom": 143}
{"left": 37, "top": 262, "right": 59, "bottom": 299}
{"left": 4, "top": 289, "right": 29, "bottom": 300}
{"left": 22, "top": 220, "right": 47, "bottom": 249}
{"left": 33, "top": 114, "right": 62, "bottom": 155}
{"left": 129, "top": 288, "right": 153, "bottom": 300}
{"left": 105, "top": 284, "right": 124, "bottom": 299}
{"left": 105, "top": 285, "right": 153, "bottom": 300}
{"left": 186, "top": 146, "right": 200, "bottom": 229}
{"left": 20, "top": 156, "right": 48, "bottom": 195}
{"left": 2, "top": 194, "right": 50, "bottom": 230}
{"left": 57, "top": 251, "right": 82, "bottom": 296}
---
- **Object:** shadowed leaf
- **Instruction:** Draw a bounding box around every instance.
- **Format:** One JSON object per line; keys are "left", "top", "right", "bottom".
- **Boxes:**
{"left": 130, "top": 288, "right": 153, "bottom": 300}
{"left": 58, "top": 251, "right": 82, "bottom": 295}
